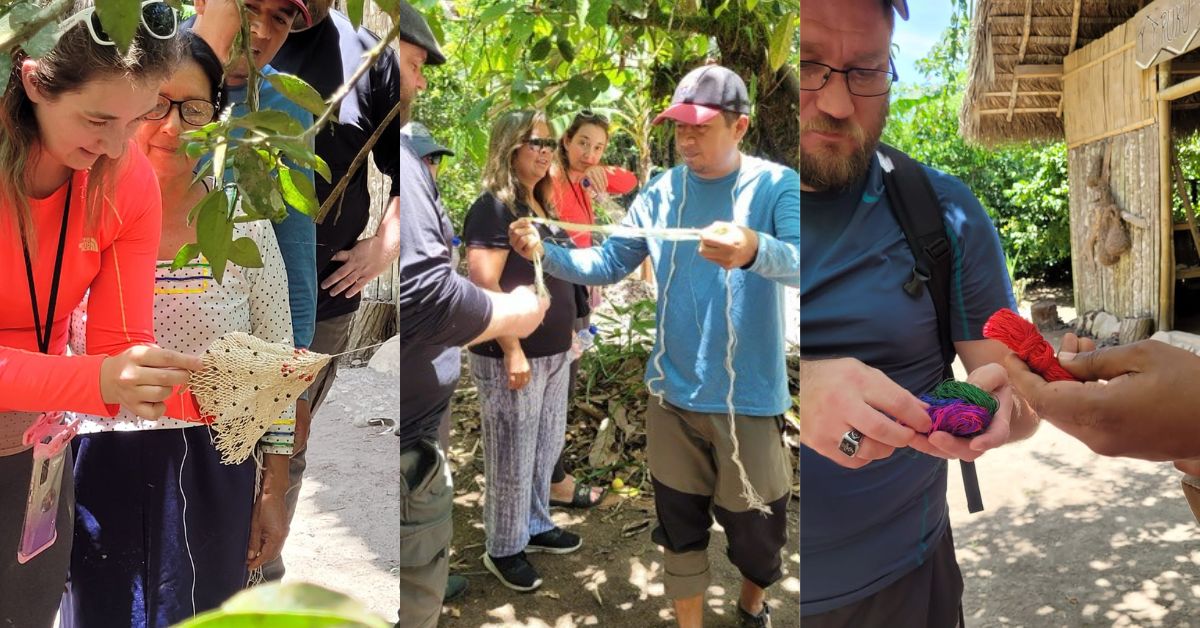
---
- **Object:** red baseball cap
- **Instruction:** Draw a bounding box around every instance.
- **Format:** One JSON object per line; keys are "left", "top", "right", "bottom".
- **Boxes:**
{"left": 652, "top": 65, "right": 751, "bottom": 126}
{"left": 285, "top": 0, "right": 312, "bottom": 29}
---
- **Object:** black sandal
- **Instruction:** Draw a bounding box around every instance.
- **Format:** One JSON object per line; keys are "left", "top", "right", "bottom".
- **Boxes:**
{"left": 549, "top": 482, "right": 608, "bottom": 508}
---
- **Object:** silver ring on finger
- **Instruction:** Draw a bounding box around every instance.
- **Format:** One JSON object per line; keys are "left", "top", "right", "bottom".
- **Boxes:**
{"left": 839, "top": 428, "right": 864, "bottom": 457}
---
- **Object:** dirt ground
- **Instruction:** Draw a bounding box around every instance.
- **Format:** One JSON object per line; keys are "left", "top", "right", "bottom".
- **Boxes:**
{"left": 281, "top": 364, "right": 400, "bottom": 622}
{"left": 945, "top": 295, "right": 1200, "bottom": 627}
{"left": 439, "top": 444, "right": 800, "bottom": 628}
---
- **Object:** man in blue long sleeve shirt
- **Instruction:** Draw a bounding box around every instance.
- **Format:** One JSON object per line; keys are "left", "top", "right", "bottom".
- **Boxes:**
{"left": 511, "top": 64, "right": 798, "bottom": 628}
{"left": 190, "top": 0, "right": 318, "bottom": 351}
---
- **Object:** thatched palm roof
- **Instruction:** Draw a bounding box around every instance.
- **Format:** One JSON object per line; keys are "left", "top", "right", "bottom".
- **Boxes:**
{"left": 960, "top": 0, "right": 1144, "bottom": 145}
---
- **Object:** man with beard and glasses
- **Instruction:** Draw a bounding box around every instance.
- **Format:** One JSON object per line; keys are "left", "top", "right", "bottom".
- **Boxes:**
{"left": 799, "top": 1, "right": 1041, "bottom": 626}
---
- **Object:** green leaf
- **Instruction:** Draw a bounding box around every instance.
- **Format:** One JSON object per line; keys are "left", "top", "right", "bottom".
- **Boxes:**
{"left": 278, "top": 167, "right": 318, "bottom": 217}
{"left": 232, "top": 110, "right": 305, "bottom": 135}
{"left": 478, "top": 1, "right": 510, "bottom": 26}
{"left": 23, "top": 20, "right": 57, "bottom": 57}
{"left": 170, "top": 242, "right": 200, "bottom": 271}
{"left": 0, "top": 55, "right": 11, "bottom": 95}
{"left": 592, "top": 73, "right": 610, "bottom": 95}
{"left": 530, "top": 36, "right": 552, "bottom": 62}
{"left": 94, "top": 0, "right": 141, "bottom": 53}
{"left": 0, "top": 3, "right": 37, "bottom": 34}
{"left": 346, "top": 0, "right": 364, "bottom": 28}
{"left": 585, "top": 0, "right": 611, "bottom": 30}
{"left": 195, "top": 191, "right": 232, "bottom": 283}
{"left": 265, "top": 73, "right": 327, "bottom": 117}
{"left": 227, "top": 237, "right": 264, "bottom": 268}
{"left": 275, "top": 139, "right": 330, "bottom": 183}
{"left": 767, "top": 13, "right": 799, "bottom": 73}
{"left": 746, "top": 0, "right": 759, "bottom": 10}
{"left": 371, "top": 0, "right": 398, "bottom": 18}
{"left": 174, "top": 583, "right": 388, "bottom": 628}
{"left": 556, "top": 34, "right": 575, "bottom": 63}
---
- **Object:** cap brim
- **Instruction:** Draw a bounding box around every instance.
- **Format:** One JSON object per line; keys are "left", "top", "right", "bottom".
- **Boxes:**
{"left": 287, "top": 0, "right": 312, "bottom": 27}
{"left": 652, "top": 103, "right": 723, "bottom": 126}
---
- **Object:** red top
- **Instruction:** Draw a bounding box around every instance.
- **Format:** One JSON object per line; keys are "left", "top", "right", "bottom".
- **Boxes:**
{"left": 551, "top": 166, "right": 638, "bottom": 247}
{"left": 0, "top": 143, "right": 163, "bottom": 416}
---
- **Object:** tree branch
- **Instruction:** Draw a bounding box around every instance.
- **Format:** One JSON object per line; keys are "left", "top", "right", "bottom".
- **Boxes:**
{"left": 303, "top": 17, "right": 400, "bottom": 141}
{"left": 313, "top": 96, "right": 399, "bottom": 224}
{"left": 0, "top": 0, "right": 75, "bottom": 51}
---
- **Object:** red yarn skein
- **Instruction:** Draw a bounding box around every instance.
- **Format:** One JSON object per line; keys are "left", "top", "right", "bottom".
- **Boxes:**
{"left": 982, "top": 309, "right": 1079, "bottom": 382}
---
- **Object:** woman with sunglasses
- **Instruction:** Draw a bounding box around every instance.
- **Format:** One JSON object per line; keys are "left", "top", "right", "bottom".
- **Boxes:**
{"left": 463, "top": 110, "right": 583, "bottom": 592}
{"left": 0, "top": 0, "right": 189, "bottom": 624}
{"left": 546, "top": 109, "right": 639, "bottom": 510}
{"left": 58, "top": 31, "right": 296, "bottom": 626}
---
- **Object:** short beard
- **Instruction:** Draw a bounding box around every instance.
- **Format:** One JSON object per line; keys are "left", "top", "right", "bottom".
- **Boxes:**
{"left": 800, "top": 102, "right": 888, "bottom": 192}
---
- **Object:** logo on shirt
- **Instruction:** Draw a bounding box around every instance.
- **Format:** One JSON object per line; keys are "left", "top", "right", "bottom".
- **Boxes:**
{"left": 78, "top": 237, "right": 98, "bottom": 252}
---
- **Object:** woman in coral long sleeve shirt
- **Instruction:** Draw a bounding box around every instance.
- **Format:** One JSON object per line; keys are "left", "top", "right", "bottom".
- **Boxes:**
{"left": 546, "top": 110, "right": 639, "bottom": 509}
{"left": 0, "top": 6, "right": 199, "bottom": 624}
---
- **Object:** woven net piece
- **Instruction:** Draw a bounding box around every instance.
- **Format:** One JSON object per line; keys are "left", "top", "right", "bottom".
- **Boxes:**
{"left": 190, "top": 332, "right": 331, "bottom": 464}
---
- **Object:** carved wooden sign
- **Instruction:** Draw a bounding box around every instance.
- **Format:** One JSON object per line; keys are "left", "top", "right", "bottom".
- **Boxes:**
{"left": 1134, "top": 0, "right": 1200, "bottom": 69}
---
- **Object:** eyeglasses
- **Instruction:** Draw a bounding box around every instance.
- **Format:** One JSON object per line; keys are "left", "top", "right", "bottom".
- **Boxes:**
{"left": 524, "top": 138, "right": 557, "bottom": 152}
{"left": 144, "top": 95, "right": 216, "bottom": 126}
{"left": 799, "top": 58, "right": 898, "bottom": 97}
{"left": 59, "top": 0, "right": 177, "bottom": 47}
{"left": 423, "top": 154, "right": 443, "bottom": 167}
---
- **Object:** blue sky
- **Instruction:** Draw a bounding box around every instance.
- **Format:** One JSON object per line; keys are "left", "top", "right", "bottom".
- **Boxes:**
{"left": 892, "top": 3, "right": 954, "bottom": 87}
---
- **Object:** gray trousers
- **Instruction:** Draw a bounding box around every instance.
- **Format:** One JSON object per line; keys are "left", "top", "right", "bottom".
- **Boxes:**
{"left": 0, "top": 446, "right": 74, "bottom": 627}
{"left": 261, "top": 312, "right": 354, "bottom": 581}
{"left": 399, "top": 436, "right": 453, "bottom": 628}
{"left": 469, "top": 351, "right": 571, "bottom": 557}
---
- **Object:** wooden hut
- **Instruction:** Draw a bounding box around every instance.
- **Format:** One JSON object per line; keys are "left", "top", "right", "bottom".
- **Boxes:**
{"left": 961, "top": 0, "right": 1200, "bottom": 334}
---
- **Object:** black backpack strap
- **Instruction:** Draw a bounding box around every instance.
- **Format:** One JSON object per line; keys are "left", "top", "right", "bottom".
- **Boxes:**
{"left": 877, "top": 143, "right": 984, "bottom": 513}
{"left": 878, "top": 143, "right": 954, "bottom": 378}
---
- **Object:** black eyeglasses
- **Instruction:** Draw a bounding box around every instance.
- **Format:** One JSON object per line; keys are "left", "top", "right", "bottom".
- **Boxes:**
{"left": 423, "top": 154, "right": 443, "bottom": 166}
{"left": 524, "top": 138, "right": 557, "bottom": 151}
{"left": 144, "top": 95, "right": 217, "bottom": 126}
{"left": 799, "top": 58, "right": 898, "bottom": 97}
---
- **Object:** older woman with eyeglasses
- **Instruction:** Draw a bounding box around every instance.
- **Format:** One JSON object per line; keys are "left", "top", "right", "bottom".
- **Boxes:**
{"left": 60, "top": 31, "right": 296, "bottom": 626}
{"left": 463, "top": 110, "right": 584, "bottom": 592}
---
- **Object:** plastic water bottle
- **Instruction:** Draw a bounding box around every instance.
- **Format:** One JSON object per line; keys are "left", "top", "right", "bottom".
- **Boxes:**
{"left": 571, "top": 324, "right": 599, "bottom": 360}
{"left": 450, "top": 235, "right": 461, "bottom": 270}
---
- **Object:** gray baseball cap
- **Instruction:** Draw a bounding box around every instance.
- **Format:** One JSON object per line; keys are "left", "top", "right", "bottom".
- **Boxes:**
{"left": 400, "top": 1, "right": 446, "bottom": 65}
{"left": 652, "top": 64, "right": 751, "bottom": 126}
{"left": 401, "top": 121, "right": 454, "bottom": 160}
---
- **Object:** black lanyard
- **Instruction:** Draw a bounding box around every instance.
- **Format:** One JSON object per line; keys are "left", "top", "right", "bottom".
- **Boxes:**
{"left": 22, "top": 177, "right": 72, "bottom": 355}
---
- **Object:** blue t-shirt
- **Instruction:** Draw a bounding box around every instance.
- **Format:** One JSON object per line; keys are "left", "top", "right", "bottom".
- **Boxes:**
{"left": 543, "top": 155, "right": 799, "bottom": 416}
{"left": 799, "top": 154, "right": 1016, "bottom": 614}
{"left": 225, "top": 65, "right": 318, "bottom": 349}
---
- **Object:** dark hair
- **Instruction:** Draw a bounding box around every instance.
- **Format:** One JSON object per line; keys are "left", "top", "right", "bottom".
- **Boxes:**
{"left": 0, "top": 0, "right": 183, "bottom": 241}
{"left": 180, "top": 29, "right": 227, "bottom": 114}
{"left": 556, "top": 109, "right": 610, "bottom": 172}
{"left": 720, "top": 111, "right": 745, "bottom": 126}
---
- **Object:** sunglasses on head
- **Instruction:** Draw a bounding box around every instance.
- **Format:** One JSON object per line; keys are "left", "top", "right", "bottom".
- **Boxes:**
{"left": 59, "top": 0, "right": 177, "bottom": 47}
{"left": 576, "top": 109, "right": 609, "bottom": 124}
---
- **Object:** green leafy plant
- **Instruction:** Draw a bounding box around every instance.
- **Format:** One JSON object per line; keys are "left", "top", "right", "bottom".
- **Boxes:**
{"left": 172, "top": 582, "right": 389, "bottom": 627}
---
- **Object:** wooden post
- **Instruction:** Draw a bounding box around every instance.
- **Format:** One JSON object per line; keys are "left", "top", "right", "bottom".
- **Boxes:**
{"left": 1159, "top": 62, "right": 1175, "bottom": 331}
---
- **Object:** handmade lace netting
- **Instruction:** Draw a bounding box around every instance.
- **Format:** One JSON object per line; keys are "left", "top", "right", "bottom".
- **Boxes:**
{"left": 190, "top": 332, "right": 331, "bottom": 464}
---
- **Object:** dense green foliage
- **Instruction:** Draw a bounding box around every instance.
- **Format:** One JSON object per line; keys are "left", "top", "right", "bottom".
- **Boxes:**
{"left": 882, "top": 7, "right": 1071, "bottom": 280}
{"left": 410, "top": 0, "right": 799, "bottom": 228}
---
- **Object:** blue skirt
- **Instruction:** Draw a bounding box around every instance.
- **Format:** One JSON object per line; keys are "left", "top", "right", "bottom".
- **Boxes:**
{"left": 60, "top": 427, "right": 256, "bottom": 627}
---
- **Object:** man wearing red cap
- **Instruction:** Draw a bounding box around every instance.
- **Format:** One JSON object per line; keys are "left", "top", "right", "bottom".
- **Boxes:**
{"left": 512, "top": 63, "right": 798, "bottom": 628}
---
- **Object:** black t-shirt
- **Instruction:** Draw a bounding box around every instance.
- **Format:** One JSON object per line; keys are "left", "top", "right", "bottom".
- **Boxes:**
{"left": 272, "top": 11, "right": 400, "bottom": 322}
{"left": 461, "top": 192, "right": 575, "bottom": 359}
{"left": 397, "top": 137, "right": 492, "bottom": 448}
